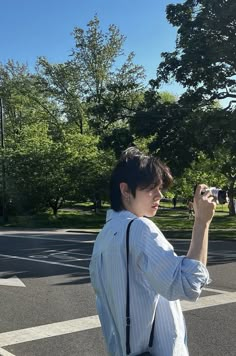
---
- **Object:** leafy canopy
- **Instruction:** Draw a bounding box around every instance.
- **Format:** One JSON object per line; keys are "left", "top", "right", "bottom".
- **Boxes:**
{"left": 156, "top": 0, "right": 236, "bottom": 107}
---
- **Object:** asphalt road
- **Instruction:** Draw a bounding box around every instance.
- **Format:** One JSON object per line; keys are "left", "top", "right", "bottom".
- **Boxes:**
{"left": 0, "top": 229, "right": 235, "bottom": 356}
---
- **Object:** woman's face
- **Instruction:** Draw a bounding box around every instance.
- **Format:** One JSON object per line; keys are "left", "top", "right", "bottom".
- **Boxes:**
{"left": 128, "top": 184, "right": 163, "bottom": 217}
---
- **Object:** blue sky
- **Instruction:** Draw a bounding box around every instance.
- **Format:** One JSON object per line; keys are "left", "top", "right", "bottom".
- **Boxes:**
{"left": 1, "top": 0, "right": 183, "bottom": 94}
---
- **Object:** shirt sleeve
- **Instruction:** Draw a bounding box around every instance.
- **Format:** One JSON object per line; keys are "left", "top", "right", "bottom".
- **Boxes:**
{"left": 130, "top": 218, "right": 211, "bottom": 302}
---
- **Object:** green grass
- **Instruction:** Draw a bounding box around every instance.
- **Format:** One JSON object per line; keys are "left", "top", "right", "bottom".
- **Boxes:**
{"left": 0, "top": 210, "right": 106, "bottom": 229}
{"left": 0, "top": 202, "right": 235, "bottom": 240}
{"left": 151, "top": 207, "right": 236, "bottom": 230}
{"left": 160, "top": 229, "right": 236, "bottom": 240}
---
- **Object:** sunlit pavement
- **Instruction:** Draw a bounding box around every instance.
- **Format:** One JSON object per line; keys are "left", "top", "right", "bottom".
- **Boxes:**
{"left": 0, "top": 229, "right": 235, "bottom": 356}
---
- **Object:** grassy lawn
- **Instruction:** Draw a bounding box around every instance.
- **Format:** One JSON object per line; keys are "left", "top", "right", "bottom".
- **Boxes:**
{"left": 152, "top": 207, "right": 236, "bottom": 230}
{"left": 0, "top": 202, "right": 235, "bottom": 240}
{"left": 0, "top": 210, "right": 106, "bottom": 230}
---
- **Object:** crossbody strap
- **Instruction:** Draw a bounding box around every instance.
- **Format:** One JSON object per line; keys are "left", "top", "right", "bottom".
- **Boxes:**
{"left": 126, "top": 219, "right": 156, "bottom": 355}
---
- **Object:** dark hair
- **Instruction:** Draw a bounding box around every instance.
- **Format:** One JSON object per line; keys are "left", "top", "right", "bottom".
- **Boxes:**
{"left": 110, "top": 147, "right": 173, "bottom": 211}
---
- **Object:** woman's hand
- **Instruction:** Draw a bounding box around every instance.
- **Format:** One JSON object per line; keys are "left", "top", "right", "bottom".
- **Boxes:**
{"left": 193, "top": 184, "right": 216, "bottom": 225}
{"left": 187, "top": 184, "right": 217, "bottom": 265}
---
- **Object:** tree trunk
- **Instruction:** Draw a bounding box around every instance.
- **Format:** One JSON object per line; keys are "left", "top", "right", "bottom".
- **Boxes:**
{"left": 52, "top": 206, "right": 58, "bottom": 216}
{"left": 49, "top": 196, "right": 64, "bottom": 216}
{"left": 228, "top": 181, "right": 235, "bottom": 216}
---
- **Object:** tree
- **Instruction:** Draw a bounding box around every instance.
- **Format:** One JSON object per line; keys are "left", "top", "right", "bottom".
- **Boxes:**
{"left": 190, "top": 108, "right": 236, "bottom": 215}
{"left": 155, "top": 0, "right": 236, "bottom": 108}
{"left": 172, "top": 151, "right": 228, "bottom": 200}
{"left": 4, "top": 120, "right": 112, "bottom": 216}
{"left": 0, "top": 18, "right": 147, "bottom": 218}
{"left": 130, "top": 90, "right": 197, "bottom": 175}
{"left": 36, "top": 58, "right": 88, "bottom": 134}
{"left": 0, "top": 60, "right": 65, "bottom": 148}
{"left": 5, "top": 122, "right": 68, "bottom": 215}
{"left": 62, "top": 127, "right": 115, "bottom": 205}
{"left": 0, "top": 61, "right": 66, "bottom": 215}
{"left": 150, "top": 0, "right": 236, "bottom": 215}
{"left": 37, "top": 16, "right": 145, "bottom": 136}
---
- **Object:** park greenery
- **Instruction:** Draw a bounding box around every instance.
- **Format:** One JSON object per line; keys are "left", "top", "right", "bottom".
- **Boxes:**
{"left": 0, "top": 0, "right": 236, "bottom": 226}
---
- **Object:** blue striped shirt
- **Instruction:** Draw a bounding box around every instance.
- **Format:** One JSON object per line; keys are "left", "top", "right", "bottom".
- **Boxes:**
{"left": 89, "top": 209, "right": 210, "bottom": 355}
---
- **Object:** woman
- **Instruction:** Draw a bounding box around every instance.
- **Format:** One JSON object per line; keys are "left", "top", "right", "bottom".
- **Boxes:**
{"left": 90, "top": 147, "right": 216, "bottom": 355}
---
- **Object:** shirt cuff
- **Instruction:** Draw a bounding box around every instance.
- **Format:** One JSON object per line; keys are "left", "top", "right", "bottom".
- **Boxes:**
{"left": 181, "top": 257, "right": 212, "bottom": 300}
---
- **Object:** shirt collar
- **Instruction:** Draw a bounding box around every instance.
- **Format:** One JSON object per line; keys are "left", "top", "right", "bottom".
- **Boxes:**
{"left": 106, "top": 209, "right": 137, "bottom": 222}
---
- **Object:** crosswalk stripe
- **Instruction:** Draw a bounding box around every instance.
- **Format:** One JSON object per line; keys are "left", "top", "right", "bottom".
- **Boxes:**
{"left": 0, "top": 291, "right": 235, "bottom": 347}
{"left": 0, "top": 348, "right": 15, "bottom": 356}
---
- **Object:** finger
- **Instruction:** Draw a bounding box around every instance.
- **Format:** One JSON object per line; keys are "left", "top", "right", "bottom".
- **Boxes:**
{"left": 195, "top": 184, "right": 208, "bottom": 197}
{"left": 208, "top": 197, "right": 217, "bottom": 208}
{"left": 202, "top": 190, "right": 211, "bottom": 198}
{"left": 208, "top": 196, "right": 215, "bottom": 204}
{"left": 205, "top": 196, "right": 217, "bottom": 208}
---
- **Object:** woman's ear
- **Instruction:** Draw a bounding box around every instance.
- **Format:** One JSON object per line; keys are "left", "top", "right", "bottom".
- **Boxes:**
{"left": 120, "top": 182, "right": 130, "bottom": 200}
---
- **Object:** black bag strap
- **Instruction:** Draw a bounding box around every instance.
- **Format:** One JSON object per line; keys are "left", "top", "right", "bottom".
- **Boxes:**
{"left": 126, "top": 219, "right": 156, "bottom": 355}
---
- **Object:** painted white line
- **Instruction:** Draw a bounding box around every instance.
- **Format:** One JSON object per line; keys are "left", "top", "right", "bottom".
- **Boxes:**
{"left": 0, "top": 254, "right": 89, "bottom": 271}
{"left": 0, "top": 348, "right": 15, "bottom": 356}
{"left": 181, "top": 291, "right": 236, "bottom": 311}
{"left": 175, "top": 249, "right": 236, "bottom": 259}
{"left": 0, "top": 292, "right": 235, "bottom": 347}
{"left": 29, "top": 250, "right": 92, "bottom": 262}
{"left": 203, "top": 287, "right": 231, "bottom": 294}
{"left": 1, "top": 234, "right": 96, "bottom": 244}
{"left": 0, "top": 315, "right": 100, "bottom": 347}
{"left": 49, "top": 251, "right": 91, "bottom": 261}
{"left": 0, "top": 276, "right": 25, "bottom": 288}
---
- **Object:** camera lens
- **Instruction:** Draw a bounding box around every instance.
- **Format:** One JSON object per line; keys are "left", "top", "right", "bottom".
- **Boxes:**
{"left": 218, "top": 190, "right": 228, "bottom": 204}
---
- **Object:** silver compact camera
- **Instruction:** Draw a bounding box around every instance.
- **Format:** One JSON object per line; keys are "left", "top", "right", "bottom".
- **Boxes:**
{"left": 201, "top": 187, "right": 229, "bottom": 204}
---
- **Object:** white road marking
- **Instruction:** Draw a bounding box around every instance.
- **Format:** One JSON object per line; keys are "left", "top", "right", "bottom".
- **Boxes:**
{"left": 0, "top": 233, "right": 235, "bottom": 353}
{"left": 175, "top": 248, "right": 236, "bottom": 258}
{"left": 1, "top": 234, "right": 96, "bottom": 244}
{"left": 0, "top": 315, "right": 100, "bottom": 347}
{"left": 28, "top": 251, "right": 91, "bottom": 262}
{"left": 0, "top": 276, "right": 25, "bottom": 288}
{"left": 0, "top": 348, "right": 15, "bottom": 356}
{"left": 0, "top": 254, "right": 89, "bottom": 271}
{"left": 203, "top": 287, "right": 231, "bottom": 294}
{"left": 181, "top": 291, "right": 236, "bottom": 311}
{"left": 0, "top": 291, "right": 235, "bottom": 348}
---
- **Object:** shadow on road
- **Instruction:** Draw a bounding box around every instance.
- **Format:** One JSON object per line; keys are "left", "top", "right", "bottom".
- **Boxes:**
{"left": 0, "top": 232, "right": 95, "bottom": 285}
{"left": 0, "top": 231, "right": 235, "bottom": 286}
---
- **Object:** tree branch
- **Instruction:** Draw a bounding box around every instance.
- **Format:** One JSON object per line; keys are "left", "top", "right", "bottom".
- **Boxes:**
{"left": 223, "top": 100, "right": 236, "bottom": 111}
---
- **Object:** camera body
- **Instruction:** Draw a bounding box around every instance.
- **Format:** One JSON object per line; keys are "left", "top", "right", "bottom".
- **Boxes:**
{"left": 202, "top": 187, "right": 229, "bottom": 204}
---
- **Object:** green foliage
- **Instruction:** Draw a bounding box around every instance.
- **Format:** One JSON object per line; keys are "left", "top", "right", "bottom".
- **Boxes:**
{"left": 3, "top": 119, "right": 113, "bottom": 215}
{"left": 172, "top": 151, "right": 228, "bottom": 198}
{"left": 37, "top": 16, "right": 145, "bottom": 137}
{"left": 72, "top": 16, "right": 145, "bottom": 136}
{"left": 36, "top": 58, "right": 88, "bottom": 134}
{"left": 3, "top": 205, "right": 235, "bottom": 237}
{"left": 64, "top": 128, "right": 116, "bottom": 202}
{"left": 0, "top": 60, "right": 62, "bottom": 137}
{"left": 156, "top": 0, "right": 236, "bottom": 107}
{"left": 147, "top": 0, "right": 236, "bottom": 214}
{"left": 1, "top": 13, "right": 235, "bottom": 220}
{"left": 130, "top": 92, "right": 198, "bottom": 175}
{"left": 5, "top": 122, "right": 67, "bottom": 213}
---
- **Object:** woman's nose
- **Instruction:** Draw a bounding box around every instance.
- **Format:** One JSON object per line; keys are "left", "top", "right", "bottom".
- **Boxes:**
{"left": 155, "top": 189, "right": 163, "bottom": 199}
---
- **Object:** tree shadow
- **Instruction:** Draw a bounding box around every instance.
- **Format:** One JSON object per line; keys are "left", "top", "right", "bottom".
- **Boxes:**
{"left": 0, "top": 231, "right": 95, "bottom": 285}
{"left": 0, "top": 231, "right": 235, "bottom": 287}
